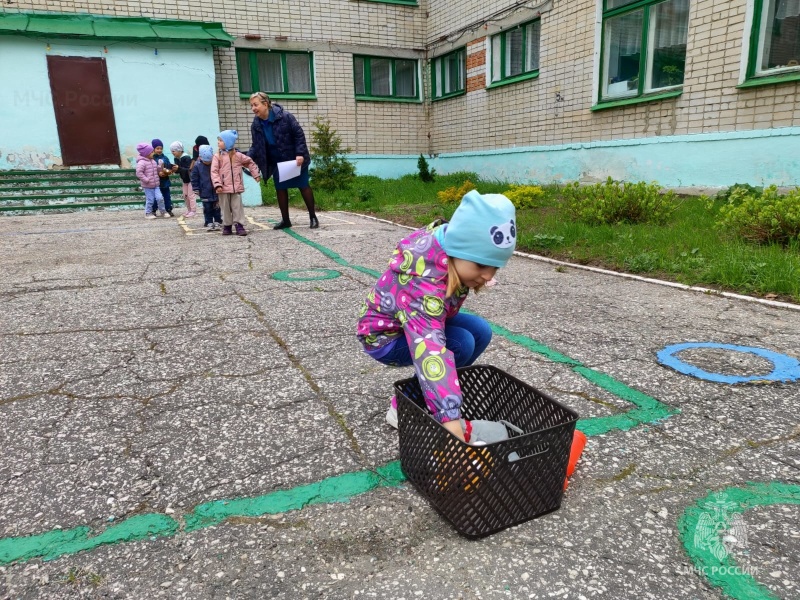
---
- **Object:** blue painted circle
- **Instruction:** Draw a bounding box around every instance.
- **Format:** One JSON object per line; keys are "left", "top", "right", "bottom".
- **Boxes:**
{"left": 657, "top": 342, "right": 800, "bottom": 384}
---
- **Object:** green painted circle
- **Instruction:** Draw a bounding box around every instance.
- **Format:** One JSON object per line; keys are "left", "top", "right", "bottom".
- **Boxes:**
{"left": 271, "top": 269, "right": 342, "bottom": 282}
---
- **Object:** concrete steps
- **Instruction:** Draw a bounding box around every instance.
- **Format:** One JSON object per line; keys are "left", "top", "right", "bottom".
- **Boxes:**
{"left": 0, "top": 169, "right": 183, "bottom": 212}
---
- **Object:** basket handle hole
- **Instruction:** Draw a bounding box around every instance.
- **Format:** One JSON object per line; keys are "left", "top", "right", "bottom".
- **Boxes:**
{"left": 507, "top": 443, "right": 549, "bottom": 463}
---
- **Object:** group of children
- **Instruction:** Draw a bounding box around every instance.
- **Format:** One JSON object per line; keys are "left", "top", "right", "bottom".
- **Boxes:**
{"left": 135, "top": 131, "right": 260, "bottom": 235}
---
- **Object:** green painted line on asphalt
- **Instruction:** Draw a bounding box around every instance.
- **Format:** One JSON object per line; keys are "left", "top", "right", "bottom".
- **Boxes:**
{"left": 0, "top": 514, "right": 179, "bottom": 565}
{"left": 271, "top": 268, "right": 342, "bottom": 282}
{"left": 279, "top": 226, "right": 383, "bottom": 278}
{"left": 678, "top": 483, "right": 800, "bottom": 600}
{"left": 0, "top": 463, "right": 406, "bottom": 565}
{"left": 185, "top": 461, "right": 406, "bottom": 531}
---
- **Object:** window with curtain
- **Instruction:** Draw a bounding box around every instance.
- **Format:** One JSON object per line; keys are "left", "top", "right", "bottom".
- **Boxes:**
{"left": 490, "top": 18, "right": 541, "bottom": 85}
{"left": 353, "top": 55, "right": 420, "bottom": 100}
{"left": 600, "top": 0, "right": 690, "bottom": 102}
{"left": 431, "top": 48, "right": 466, "bottom": 99}
{"left": 749, "top": 0, "right": 800, "bottom": 78}
{"left": 235, "top": 50, "right": 315, "bottom": 97}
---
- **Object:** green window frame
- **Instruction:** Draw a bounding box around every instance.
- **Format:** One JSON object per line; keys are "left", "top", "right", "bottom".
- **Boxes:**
{"left": 743, "top": 0, "right": 800, "bottom": 87}
{"left": 489, "top": 19, "right": 540, "bottom": 87}
{"left": 598, "top": 0, "right": 690, "bottom": 104}
{"left": 431, "top": 48, "right": 466, "bottom": 100}
{"left": 353, "top": 55, "right": 420, "bottom": 102}
{"left": 236, "top": 49, "right": 316, "bottom": 100}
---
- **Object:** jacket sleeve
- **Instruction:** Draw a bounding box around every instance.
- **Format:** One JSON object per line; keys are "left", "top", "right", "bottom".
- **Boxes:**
{"left": 211, "top": 156, "right": 221, "bottom": 189}
{"left": 400, "top": 281, "right": 463, "bottom": 424}
{"left": 239, "top": 152, "right": 260, "bottom": 180}
{"left": 287, "top": 113, "right": 309, "bottom": 158}
{"left": 135, "top": 161, "right": 145, "bottom": 183}
{"left": 180, "top": 155, "right": 191, "bottom": 174}
{"left": 247, "top": 119, "right": 258, "bottom": 160}
{"left": 190, "top": 163, "right": 200, "bottom": 192}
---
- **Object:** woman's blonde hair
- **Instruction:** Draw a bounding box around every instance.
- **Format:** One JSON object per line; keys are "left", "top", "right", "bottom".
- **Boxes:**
{"left": 249, "top": 91, "right": 272, "bottom": 108}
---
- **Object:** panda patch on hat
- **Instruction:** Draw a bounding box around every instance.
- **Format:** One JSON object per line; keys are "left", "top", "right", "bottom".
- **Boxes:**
{"left": 490, "top": 219, "right": 516, "bottom": 249}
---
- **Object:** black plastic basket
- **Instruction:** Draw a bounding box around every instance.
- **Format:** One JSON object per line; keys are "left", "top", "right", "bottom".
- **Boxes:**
{"left": 394, "top": 365, "right": 579, "bottom": 538}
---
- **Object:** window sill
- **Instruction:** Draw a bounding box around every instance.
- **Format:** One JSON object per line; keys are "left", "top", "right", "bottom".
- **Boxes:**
{"left": 431, "top": 90, "right": 466, "bottom": 102}
{"left": 737, "top": 71, "right": 800, "bottom": 89}
{"left": 354, "top": 0, "right": 417, "bottom": 5}
{"left": 355, "top": 95, "right": 422, "bottom": 103}
{"left": 486, "top": 70, "right": 539, "bottom": 90}
{"left": 239, "top": 93, "right": 317, "bottom": 100}
{"left": 592, "top": 89, "right": 682, "bottom": 111}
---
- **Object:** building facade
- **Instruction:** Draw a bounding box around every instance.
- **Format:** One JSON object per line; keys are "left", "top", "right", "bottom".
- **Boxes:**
{"left": 1, "top": 0, "right": 799, "bottom": 187}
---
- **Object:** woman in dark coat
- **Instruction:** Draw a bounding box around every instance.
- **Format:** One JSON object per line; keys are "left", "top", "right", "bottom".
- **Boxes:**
{"left": 247, "top": 92, "right": 318, "bottom": 229}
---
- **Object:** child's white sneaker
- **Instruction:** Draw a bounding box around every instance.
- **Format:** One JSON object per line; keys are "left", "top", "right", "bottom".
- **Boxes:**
{"left": 145, "top": 213, "right": 156, "bottom": 220}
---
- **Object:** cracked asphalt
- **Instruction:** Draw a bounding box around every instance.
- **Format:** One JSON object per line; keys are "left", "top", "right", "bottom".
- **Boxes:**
{"left": 0, "top": 207, "right": 799, "bottom": 600}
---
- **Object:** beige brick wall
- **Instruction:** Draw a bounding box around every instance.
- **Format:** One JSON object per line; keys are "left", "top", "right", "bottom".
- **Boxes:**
{"left": 427, "top": 0, "right": 800, "bottom": 154}
{"left": 5, "top": 0, "right": 800, "bottom": 158}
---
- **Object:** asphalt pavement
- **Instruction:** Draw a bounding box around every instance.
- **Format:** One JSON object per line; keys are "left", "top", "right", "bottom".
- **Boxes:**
{"left": 0, "top": 207, "right": 798, "bottom": 600}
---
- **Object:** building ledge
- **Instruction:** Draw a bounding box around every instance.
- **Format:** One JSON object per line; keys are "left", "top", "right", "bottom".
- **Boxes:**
{"left": 0, "top": 11, "right": 234, "bottom": 46}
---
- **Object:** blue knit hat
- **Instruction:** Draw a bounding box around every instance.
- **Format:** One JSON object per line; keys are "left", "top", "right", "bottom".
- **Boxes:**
{"left": 198, "top": 144, "right": 214, "bottom": 162}
{"left": 218, "top": 130, "right": 238, "bottom": 151}
{"left": 151, "top": 138, "right": 163, "bottom": 150}
{"left": 443, "top": 190, "right": 517, "bottom": 268}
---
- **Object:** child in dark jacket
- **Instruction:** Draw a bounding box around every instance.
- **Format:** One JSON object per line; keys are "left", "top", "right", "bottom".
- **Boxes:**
{"left": 170, "top": 141, "right": 197, "bottom": 217}
{"left": 152, "top": 138, "right": 176, "bottom": 217}
{"left": 191, "top": 145, "right": 222, "bottom": 231}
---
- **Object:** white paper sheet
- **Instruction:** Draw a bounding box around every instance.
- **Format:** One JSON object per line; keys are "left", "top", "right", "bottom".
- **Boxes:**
{"left": 277, "top": 160, "right": 301, "bottom": 182}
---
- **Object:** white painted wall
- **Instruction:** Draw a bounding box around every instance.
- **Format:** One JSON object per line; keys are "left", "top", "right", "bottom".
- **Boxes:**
{"left": 0, "top": 36, "right": 221, "bottom": 170}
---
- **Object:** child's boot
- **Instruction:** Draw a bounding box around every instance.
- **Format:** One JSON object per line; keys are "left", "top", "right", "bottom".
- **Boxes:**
{"left": 385, "top": 395, "right": 398, "bottom": 429}
{"left": 235, "top": 222, "right": 247, "bottom": 236}
{"left": 221, "top": 225, "right": 233, "bottom": 236}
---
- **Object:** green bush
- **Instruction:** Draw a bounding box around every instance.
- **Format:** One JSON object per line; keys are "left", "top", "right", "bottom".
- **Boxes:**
{"left": 716, "top": 185, "right": 800, "bottom": 246}
{"left": 503, "top": 184, "right": 545, "bottom": 209}
{"left": 309, "top": 116, "right": 356, "bottom": 191}
{"left": 356, "top": 187, "right": 374, "bottom": 203}
{"left": 563, "top": 178, "right": 677, "bottom": 225}
{"left": 417, "top": 154, "right": 436, "bottom": 182}
{"left": 715, "top": 183, "right": 763, "bottom": 203}
{"left": 437, "top": 179, "right": 475, "bottom": 204}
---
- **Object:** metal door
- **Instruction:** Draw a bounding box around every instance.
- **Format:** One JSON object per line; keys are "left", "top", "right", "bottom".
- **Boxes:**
{"left": 47, "top": 56, "right": 121, "bottom": 166}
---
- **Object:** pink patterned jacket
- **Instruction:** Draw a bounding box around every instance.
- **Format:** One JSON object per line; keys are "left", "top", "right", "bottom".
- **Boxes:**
{"left": 357, "top": 221, "right": 469, "bottom": 423}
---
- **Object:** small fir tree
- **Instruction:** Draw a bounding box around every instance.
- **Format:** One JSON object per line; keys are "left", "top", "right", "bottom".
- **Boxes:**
{"left": 309, "top": 117, "right": 356, "bottom": 191}
{"left": 417, "top": 154, "right": 436, "bottom": 182}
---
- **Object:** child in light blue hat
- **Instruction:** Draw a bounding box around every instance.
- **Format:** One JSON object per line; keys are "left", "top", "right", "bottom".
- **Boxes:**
{"left": 190, "top": 144, "right": 222, "bottom": 231}
{"left": 357, "top": 189, "right": 516, "bottom": 441}
{"left": 211, "top": 130, "right": 261, "bottom": 236}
